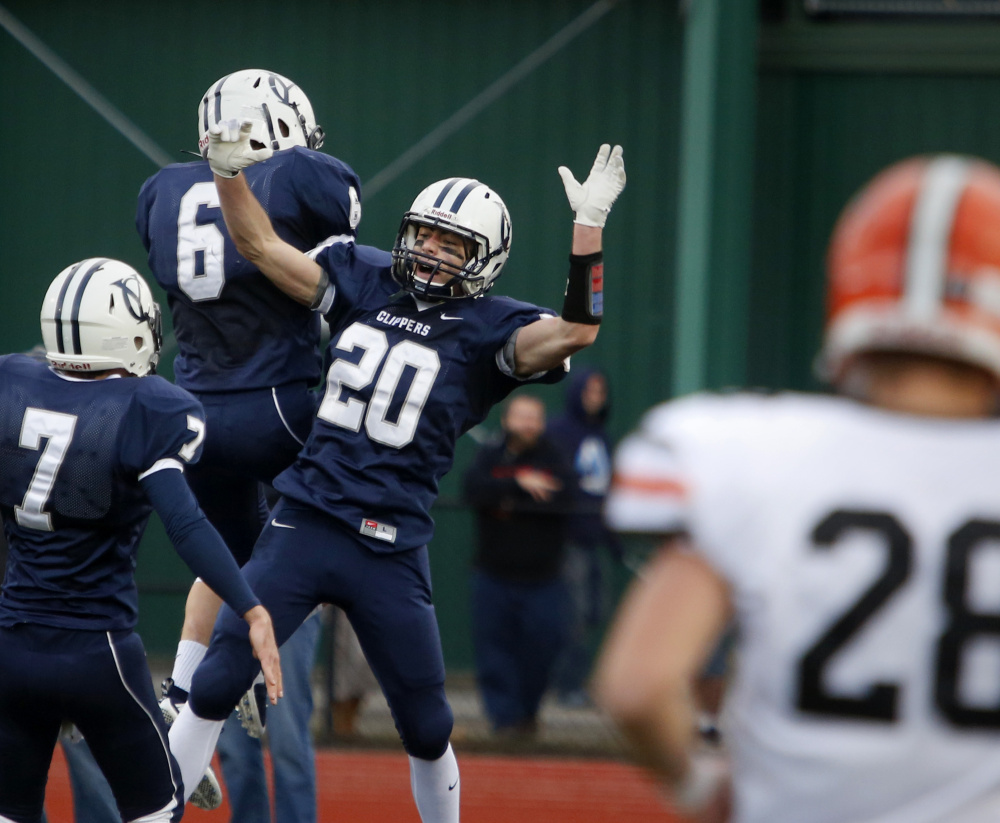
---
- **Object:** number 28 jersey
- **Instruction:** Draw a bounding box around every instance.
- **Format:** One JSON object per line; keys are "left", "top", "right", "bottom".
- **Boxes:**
{"left": 273, "top": 240, "right": 566, "bottom": 553}
{"left": 607, "top": 392, "right": 1000, "bottom": 823}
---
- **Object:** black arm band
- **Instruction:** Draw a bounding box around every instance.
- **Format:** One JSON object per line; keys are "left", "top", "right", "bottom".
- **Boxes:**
{"left": 561, "top": 251, "right": 604, "bottom": 325}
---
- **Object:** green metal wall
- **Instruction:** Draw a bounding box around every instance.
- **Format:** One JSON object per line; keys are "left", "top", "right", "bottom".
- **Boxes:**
{"left": 0, "top": 0, "right": 683, "bottom": 666}
{"left": 749, "top": 7, "right": 1000, "bottom": 391}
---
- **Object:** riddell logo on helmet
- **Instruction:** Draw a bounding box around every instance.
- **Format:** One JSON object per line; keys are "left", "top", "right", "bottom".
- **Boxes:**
{"left": 198, "top": 134, "right": 210, "bottom": 152}
{"left": 428, "top": 208, "right": 455, "bottom": 220}
{"left": 50, "top": 360, "right": 92, "bottom": 371}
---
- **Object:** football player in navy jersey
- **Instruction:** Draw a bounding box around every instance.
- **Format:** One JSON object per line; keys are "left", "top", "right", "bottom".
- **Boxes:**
{"left": 166, "top": 122, "right": 625, "bottom": 823}
{"left": 0, "top": 259, "right": 281, "bottom": 823}
{"left": 136, "top": 70, "right": 360, "bottom": 822}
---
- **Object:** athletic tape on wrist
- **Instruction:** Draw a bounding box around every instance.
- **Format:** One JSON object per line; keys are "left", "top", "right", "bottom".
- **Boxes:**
{"left": 561, "top": 251, "right": 604, "bottom": 325}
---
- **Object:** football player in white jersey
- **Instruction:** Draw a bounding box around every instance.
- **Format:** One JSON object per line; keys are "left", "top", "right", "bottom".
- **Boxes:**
{"left": 594, "top": 154, "right": 1000, "bottom": 823}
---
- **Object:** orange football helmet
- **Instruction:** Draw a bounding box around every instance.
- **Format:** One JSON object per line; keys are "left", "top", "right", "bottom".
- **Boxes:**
{"left": 820, "top": 154, "right": 1000, "bottom": 383}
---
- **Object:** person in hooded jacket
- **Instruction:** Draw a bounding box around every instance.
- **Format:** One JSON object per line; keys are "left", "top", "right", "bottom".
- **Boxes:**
{"left": 547, "top": 368, "right": 622, "bottom": 707}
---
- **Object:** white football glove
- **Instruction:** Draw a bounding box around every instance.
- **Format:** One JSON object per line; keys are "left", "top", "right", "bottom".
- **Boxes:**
{"left": 207, "top": 119, "right": 273, "bottom": 178}
{"left": 558, "top": 143, "right": 626, "bottom": 228}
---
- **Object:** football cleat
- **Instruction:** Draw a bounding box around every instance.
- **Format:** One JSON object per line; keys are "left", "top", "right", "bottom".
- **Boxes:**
{"left": 159, "top": 679, "right": 224, "bottom": 811}
{"left": 188, "top": 765, "right": 224, "bottom": 811}
{"left": 236, "top": 680, "right": 268, "bottom": 739}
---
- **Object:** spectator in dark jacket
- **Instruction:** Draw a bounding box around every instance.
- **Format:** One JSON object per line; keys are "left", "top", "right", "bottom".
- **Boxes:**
{"left": 547, "top": 367, "right": 622, "bottom": 708}
{"left": 463, "top": 393, "right": 576, "bottom": 736}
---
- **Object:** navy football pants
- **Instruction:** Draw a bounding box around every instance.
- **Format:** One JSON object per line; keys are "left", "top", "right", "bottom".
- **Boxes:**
{"left": 190, "top": 499, "right": 453, "bottom": 761}
{"left": 0, "top": 625, "right": 183, "bottom": 823}
{"left": 186, "top": 383, "right": 317, "bottom": 565}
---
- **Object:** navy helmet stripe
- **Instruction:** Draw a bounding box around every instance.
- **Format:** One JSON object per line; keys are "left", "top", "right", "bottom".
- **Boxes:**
{"left": 53, "top": 260, "right": 87, "bottom": 354}
{"left": 211, "top": 75, "right": 230, "bottom": 129}
{"left": 432, "top": 179, "right": 461, "bottom": 209}
{"left": 449, "top": 181, "right": 481, "bottom": 212}
{"left": 69, "top": 259, "right": 108, "bottom": 354}
{"left": 261, "top": 102, "right": 278, "bottom": 150}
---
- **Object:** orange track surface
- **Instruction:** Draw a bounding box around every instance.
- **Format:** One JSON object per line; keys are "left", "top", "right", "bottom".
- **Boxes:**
{"left": 45, "top": 746, "right": 681, "bottom": 822}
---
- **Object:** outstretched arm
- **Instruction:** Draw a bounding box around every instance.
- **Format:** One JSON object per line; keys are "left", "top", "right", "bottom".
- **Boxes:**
{"left": 209, "top": 120, "right": 326, "bottom": 308}
{"left": 593, "top": 542, "right": 731, "bottom": 819}
{"left": 141, "top": 467, "right": 283, "bottom": 704}
{"left": 513, "top": 145, "right": 625, "bottom": 377}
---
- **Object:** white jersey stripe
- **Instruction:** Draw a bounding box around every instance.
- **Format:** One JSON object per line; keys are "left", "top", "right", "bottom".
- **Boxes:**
{"left": 905, "top": 156, "right": 971, "bottom": 321}
{"left": 138, "top": 457, "right": 184, "bottom": 480}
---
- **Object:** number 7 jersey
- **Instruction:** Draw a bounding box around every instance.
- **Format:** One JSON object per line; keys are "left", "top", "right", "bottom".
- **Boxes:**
{"left": 607, "top": 391, "right": 1000, "bottom": 823}
{"left": 0, "top": 355, "right": 205, "bottom": 631}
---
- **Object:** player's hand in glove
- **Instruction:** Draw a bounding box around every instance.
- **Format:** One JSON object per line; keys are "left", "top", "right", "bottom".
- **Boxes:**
{"left": 207, "top": 119, "right": 273, "bottom": 178}
{"left": 558, "top": 144, "right": 626, "bottom": 228}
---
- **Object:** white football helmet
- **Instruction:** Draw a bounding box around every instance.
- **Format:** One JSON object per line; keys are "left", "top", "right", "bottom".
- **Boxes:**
{"left": 40, "top": 258, "right": 162, "bottom": 376}
{"left": 391, "top": 178, "right": 512, "bottom": 300}
{"left": 197, "top": 69, "right": 324, "bottom": 159}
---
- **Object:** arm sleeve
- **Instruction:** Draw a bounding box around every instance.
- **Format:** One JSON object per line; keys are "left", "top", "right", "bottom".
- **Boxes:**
{"left": 140, "top": 467, "right": 260, "bottom": 618}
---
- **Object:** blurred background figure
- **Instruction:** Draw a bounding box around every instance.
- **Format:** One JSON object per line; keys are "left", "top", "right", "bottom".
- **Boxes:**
{"left": 595, "top": 154, "right": 1000, "bottom": 823}
{"left": 463, "top": 394, "right": 577, "bottom": 738}
{"left": 547, "top": 367, "right": 622, "bottom": 709}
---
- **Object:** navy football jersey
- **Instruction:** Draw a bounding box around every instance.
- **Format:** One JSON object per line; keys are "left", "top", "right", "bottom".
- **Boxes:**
{"left": 136, "top": 147, "right": 362, "bottom": 392}
{"left": 274, "top": 241, "right": 566, "bottom": 552}
{"left": 0, "top": 355, "right": 205, "bottom": 630}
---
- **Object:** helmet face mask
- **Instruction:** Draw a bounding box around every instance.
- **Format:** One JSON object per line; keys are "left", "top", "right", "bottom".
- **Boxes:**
{"left": 820, "top": 154, "right": 1000, "bottom": 385}
{"left": 391, "top": 178, "right": 512, "bottom": 300}
{"left": 40, "top": 259, "right": 162, "bottom": 377}
{"left": 197, "top": 69, "right": 324, "bottom": 159}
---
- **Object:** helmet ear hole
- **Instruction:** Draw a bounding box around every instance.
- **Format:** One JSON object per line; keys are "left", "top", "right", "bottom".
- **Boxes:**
{"left": 134, "top": 336, "right": 144, "bottom": 351}
{"left": 278, "top": 119, "right": 290, "bottom": 138}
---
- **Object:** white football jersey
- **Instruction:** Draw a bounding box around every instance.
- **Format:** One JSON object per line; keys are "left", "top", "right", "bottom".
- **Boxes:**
{"left": 607, "top": 391, "right": 1000, "bottom": 823}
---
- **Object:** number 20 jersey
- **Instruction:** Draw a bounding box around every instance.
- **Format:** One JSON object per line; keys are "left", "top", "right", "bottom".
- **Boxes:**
{"left": 607, "top": 392, "right": 1000, "bottom": 823}
{"left": 136, "top": 147, "right": 362, "bottom": 392}
{"left": 273, "top": 240, "right": 565, "bottom": 553}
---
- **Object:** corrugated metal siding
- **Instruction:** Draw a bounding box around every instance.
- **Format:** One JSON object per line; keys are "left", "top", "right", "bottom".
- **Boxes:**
{"left": 749, "top": 69, "right": 1000, "bottom": 392}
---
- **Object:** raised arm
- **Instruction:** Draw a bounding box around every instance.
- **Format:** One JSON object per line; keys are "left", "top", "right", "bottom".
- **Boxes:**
{"left": 208, "top": 120, "right": 327, "bottom": 308}
{"left": 513, "top": 145, "right": 625, "bottom": 377}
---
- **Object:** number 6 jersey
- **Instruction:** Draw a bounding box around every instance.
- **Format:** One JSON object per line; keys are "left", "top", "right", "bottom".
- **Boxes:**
{"left": 606, "top": 391, "right": 1000, "bottom": 823}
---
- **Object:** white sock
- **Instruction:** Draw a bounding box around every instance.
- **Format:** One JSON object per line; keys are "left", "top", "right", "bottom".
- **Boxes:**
{"left": 409, "top": 743, "right": 460, "bottom": 823}
{"left": 170, "top": 640, "right": 208, "bottom": 694}
{"left": 168, "top": 703, "right": 225, "bottom": 802}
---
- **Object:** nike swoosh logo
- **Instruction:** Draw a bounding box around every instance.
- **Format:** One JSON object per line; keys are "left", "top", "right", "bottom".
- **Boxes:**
{"left": 440, "top": 313, "right": 463, "bottom": 321}
{"left": 448, "top": 779, "right": 459, "bottom": 791}
{"left": 270, "top": 519, "right": 296, "bottom": 529}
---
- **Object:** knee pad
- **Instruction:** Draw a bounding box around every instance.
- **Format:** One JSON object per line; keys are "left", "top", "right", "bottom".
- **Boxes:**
{"left": 394, "top": 687, "right": 454, "bottom": 760}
